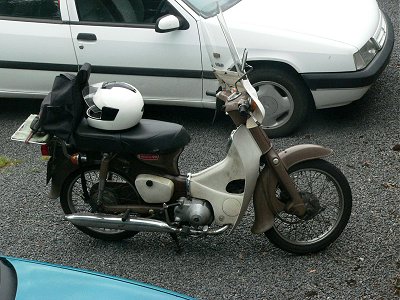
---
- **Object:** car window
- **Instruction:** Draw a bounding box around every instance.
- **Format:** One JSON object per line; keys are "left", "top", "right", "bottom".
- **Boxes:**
{"left": 0, "top": 0, "right": 61, "bottom": 20}
{"left": 74, "top": 0, "right": 173, "bottom": 25}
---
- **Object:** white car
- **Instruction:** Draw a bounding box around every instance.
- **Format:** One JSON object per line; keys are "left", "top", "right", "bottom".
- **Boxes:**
{"left": 0, "top": 0, "right": 394, "bottom": 136}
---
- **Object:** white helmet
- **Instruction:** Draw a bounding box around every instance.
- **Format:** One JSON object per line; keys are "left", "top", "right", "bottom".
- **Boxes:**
{"left": 84, "top": 82, "right": 144, "bottom": 131}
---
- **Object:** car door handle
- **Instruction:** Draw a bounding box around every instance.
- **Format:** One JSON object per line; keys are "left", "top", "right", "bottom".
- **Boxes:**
{"left": 77, "top": 33, "right": 97, "bottom": 42}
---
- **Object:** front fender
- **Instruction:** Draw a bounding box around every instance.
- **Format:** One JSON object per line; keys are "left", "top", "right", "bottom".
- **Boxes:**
{"left": 251, "top": 144, "right": 332, "bottom": 234}
{"left": 279, "top": 144, "right": 333, "bottom": 169}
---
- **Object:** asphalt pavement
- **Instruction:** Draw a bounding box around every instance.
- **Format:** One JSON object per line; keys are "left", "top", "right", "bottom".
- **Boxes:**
{"left": 0, "top": 1, "right": 399, "bottom": 299}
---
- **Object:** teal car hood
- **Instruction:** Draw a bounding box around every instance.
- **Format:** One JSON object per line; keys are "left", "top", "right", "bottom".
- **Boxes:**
{"left": 3, "top": 257, "right": 193, "bottom": 300}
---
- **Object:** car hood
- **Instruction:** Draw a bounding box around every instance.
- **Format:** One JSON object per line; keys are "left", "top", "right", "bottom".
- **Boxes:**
{"left": 4, "top": 257, "right": 192, "bottom": 300}
{"left": 225, "top": 0, "right": 380, "bottom": 49}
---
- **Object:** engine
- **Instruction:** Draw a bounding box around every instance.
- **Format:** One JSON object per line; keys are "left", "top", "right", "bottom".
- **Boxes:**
{"left": 174, "top": 198, "right": 214, "bottom": 227}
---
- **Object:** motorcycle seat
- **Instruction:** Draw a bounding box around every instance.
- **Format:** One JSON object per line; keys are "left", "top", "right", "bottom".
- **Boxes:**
{"left": 72, "top": 118, "right": 190, "bottom": 154}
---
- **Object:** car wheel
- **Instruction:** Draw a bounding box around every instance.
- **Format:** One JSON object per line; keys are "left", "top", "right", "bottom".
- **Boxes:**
{"left": 248, "top": 67, "right": 313, "bottom": 138}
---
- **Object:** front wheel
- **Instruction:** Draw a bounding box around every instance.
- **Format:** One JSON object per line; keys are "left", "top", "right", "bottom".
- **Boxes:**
{"left": 265, "top": 159, "right": 352, "bottom": 254}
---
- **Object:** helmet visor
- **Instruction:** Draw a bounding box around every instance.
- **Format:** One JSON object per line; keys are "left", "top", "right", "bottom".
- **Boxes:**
{"left": 83, "top": 83, "right": 103, "bottom": 119}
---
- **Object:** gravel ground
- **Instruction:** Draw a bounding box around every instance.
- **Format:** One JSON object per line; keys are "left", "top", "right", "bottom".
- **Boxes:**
{"left": 0, "top": 1, "right": 399, "bottom": 299}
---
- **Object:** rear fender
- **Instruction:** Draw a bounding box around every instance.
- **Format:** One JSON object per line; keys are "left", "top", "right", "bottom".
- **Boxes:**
{"left": 48, "top": 156, "right": 79, "bottom": 199}
{"left": 251, "top": 144, "right": 332, "bottom": 234}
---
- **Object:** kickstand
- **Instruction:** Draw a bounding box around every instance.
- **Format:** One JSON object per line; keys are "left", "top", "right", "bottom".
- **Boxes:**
{"left": 169, "top": 233, "right": 182, "bottom": 254}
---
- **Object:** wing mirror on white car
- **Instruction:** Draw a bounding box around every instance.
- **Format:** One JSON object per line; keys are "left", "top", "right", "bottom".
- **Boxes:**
{"left": 155, "top": 15, "right": 182, "bottom": 33}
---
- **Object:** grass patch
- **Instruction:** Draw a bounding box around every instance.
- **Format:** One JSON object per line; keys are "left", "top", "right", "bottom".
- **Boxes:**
{"left": 0, "top": 156, "right": 19, "bottom": 169}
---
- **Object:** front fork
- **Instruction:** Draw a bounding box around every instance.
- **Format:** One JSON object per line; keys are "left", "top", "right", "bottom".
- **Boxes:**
{"left": 251, "top": 143, "right": 333, "bottom": 233}
{"left": 264, "top": 149, "right": 307, "bottom": 217}
{"left": 249, "top": 127, "right": 307, "bottom": 218}
{"left": 250, "top": 147, "right": 306, "bottom": 235}
{"left": 247, "top": 123, "right": 338, "bottom": 234}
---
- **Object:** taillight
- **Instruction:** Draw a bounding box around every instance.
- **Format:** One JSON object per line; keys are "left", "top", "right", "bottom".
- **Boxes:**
{"left": 70, "top": 153, "right": 79, "bottom": 165}
{"left": 41, "top": 144, "right": 50, "bottom": 156}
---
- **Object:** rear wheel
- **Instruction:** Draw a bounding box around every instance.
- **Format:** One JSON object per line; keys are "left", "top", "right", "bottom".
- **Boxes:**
{"left": 60, "top": 166, "right": 140, "bottom": 241}
{"left": 265, "top": 159, "right": 352, "bottom": 254}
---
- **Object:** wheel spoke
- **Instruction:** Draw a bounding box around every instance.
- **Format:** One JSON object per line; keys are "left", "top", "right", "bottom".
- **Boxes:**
{"left": 66, "top": 169, "right": 139, "bottom": 236}
{"left": 272, "top": 163, "right": 346, "bottom": 246}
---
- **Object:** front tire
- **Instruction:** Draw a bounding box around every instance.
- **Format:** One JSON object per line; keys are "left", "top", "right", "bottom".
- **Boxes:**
{"left": 60, "top": 166, "right": 139, "bottom": 241}
{"left": 265, "top": 159, "right": 352, "bottom": 254}
{"left": 248, "top": 66, "right": 313, "bottom": 138}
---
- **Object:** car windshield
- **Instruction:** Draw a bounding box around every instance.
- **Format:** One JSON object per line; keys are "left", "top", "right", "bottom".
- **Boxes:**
{"left": 182, "top": 0, "right": 241, "bottom": 18}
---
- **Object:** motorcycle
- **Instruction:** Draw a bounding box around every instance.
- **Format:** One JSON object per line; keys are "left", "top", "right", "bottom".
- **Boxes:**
{"left": 12, "top": 8, "right": 352, "bottom": 255}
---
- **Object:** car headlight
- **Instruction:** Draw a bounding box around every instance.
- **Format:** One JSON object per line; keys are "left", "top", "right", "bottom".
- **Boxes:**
{"left": 353, "top": 12, "right": 387, "bottom": 70}
{"left": 353, "top": 38, "right": 380, "bottom": 70}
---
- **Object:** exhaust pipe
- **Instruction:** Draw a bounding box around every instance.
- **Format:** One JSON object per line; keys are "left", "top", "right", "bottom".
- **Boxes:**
{"left": 65, "top": 213, "right": 230, "bottom": 235}
{"left": 65, "top": 212, "right": 178, "bottom": 233}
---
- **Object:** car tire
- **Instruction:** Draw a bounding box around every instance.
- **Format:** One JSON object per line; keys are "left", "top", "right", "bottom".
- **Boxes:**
{"left": 248, "top": 66, "right": 313, "bottom": 138}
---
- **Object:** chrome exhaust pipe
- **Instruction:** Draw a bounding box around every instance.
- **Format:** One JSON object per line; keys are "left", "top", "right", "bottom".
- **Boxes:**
{"left": 65, "top": 213, "right": 178, "bottom": 233}
{"left": 65, "top": 212, "right": 230, "bottom": 235}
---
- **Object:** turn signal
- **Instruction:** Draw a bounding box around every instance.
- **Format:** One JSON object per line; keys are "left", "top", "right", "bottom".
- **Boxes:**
{"left": 70, "top": 153, "right": 80, "bottom": 165}
{"left": 70, "top": 153, "right": 87, "bottom": 165}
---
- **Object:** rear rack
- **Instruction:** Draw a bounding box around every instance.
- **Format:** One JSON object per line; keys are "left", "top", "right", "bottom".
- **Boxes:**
{"left": 11, "top": 114, "right": 50, "bottom": 145}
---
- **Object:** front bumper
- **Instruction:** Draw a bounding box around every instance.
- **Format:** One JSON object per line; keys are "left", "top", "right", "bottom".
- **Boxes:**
{"left": 301, "top": 12, "right": 394, "bottom": 91}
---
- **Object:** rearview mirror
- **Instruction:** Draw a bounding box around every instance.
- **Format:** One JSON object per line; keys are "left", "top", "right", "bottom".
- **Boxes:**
{"left": 155, "top": 15, "right": 181, "bottom": 33}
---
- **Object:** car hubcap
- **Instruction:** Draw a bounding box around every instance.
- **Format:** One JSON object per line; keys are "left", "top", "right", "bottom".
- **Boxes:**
{"left": 253, "top": 81, "right": 294, "bottom": 129}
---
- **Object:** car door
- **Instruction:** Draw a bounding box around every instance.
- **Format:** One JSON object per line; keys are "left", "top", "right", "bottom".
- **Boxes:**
{"left": 66, "top": 0, "right": 203, "bottom": 107}
{"left": 0, "top": 0, "right": 78, "bottom": 98}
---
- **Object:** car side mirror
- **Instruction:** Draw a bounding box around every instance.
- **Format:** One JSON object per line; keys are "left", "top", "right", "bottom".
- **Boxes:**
{"left": 155, "top": 14, "right": 181, "bottom": 33}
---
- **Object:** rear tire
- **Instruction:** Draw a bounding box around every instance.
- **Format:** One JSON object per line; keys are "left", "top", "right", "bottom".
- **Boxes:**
{"left": 265, "top": 159, "right": 352, "bottom": 254}
{"left": 60, "top": 166, "right": 139, "bottom": 241}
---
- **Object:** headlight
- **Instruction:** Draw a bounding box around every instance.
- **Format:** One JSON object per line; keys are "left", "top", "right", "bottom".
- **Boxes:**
{"left": 353, "top": 38, "right": 380, "bottom": 70}
{"left": 353, "top": 13, "right": 387, "bottom": 70}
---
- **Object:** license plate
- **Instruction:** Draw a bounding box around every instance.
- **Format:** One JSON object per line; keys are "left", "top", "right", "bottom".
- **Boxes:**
{"left": 11, "top": 114, "right": 50, "bottom": 145}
